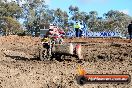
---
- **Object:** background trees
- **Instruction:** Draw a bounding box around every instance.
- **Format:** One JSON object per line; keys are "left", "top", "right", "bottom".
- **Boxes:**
{"left": 0, "top": 0, "right": 132, "bottom": 36}
{"left": 0, "top": 1, "right": 22, "bottom": 19}
{"left": 103, "top": 10, "right": 132, "bottom": 33}
{"left": 0, "top": 0, "right": 22, "bottom": 35}
{"left": 0, "top": 17, "right": 21, "bottom": 35}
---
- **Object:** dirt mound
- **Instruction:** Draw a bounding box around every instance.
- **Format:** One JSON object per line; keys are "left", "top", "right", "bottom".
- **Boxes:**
{"left": 0, "top": 35, "right": 132, "bottom": 88}
{"left": 0, "top": 35, "right": 41, "bottom": 59}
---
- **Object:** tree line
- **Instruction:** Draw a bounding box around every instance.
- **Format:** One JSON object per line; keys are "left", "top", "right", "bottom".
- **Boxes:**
{"left": 0, "top": 0, "right": 132, "bottom": 36}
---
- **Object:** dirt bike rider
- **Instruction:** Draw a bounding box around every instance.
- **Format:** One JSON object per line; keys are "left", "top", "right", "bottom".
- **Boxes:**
{"left": 47, "top": 23, "right": 64, "bottom": 44}
{"left": 41, "top": 35, "right": 50, "bottom": 43}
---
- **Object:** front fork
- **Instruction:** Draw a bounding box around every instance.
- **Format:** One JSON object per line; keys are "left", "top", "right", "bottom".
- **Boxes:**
{"left": 48, "top": 40, "right": 52, "bottom": 57}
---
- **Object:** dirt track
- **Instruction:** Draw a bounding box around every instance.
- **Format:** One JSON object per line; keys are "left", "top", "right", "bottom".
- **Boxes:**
{"left": 0, "top": 35, "right": 132, "bottom": 88}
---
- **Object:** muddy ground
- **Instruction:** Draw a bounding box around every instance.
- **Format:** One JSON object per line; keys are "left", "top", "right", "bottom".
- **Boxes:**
{"left": 0, "top": 35, "right": 132, "bottom": 88}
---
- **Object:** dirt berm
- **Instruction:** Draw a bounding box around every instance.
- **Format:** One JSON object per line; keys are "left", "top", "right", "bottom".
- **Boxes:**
{"left": 0, "top": 35, "right": 132, "bottom": 88}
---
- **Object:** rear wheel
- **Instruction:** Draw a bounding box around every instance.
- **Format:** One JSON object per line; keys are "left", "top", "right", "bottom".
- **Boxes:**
{"left": 40, "top": 48, "right": 49, "bottom": 61}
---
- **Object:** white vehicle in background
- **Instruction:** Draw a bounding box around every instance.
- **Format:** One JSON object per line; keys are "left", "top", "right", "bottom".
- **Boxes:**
{"left": 39, "top": 23, "right": 50, "bottom": 38}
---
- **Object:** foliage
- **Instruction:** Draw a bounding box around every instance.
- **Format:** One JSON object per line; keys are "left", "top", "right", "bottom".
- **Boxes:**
{"left": 103, "top": 10, "right": 132, "bottom": 33}
{"left": 1, "top": 0, "right": 132, "bottom": 36}
{"left": 0, "top": 16, "right": 21, "bottom": 35}
{"left": 0, "top": 1, "right": 22, "bottom": 19}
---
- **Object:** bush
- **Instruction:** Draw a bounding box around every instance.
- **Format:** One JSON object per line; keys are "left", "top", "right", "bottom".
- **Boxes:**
{"left": 17, "top": 30, "right": 26, "bottom": 36}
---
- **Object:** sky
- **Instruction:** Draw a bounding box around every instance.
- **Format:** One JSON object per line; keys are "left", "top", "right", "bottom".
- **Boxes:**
{"left": 46, "top": 0, "right": 132, "bottom": 17}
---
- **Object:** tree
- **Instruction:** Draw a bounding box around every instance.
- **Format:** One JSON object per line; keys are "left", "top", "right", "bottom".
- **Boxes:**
{"left": 69, "top": 5, "right": 79, "bottom": 15}
{"left": 0, "top": 1, "right": 23, "bottom": 35}
{"left": 0, "top": 1, "right": 22, "bottom": 19}
{"left": 69, "top": 5, "right": 79, "bottom": 21}
{"left": 0, "top": 16, "right": 21, "bottom": 35}
{"left": 54, "top": 8, "right": 63, "bottom": 25}
{"left": 62, "top": 11, "right": 69, "bottom": 28}
{"left": 41, "top": 9, "right": 55, "bottom": 23}
{"left": 22, "top": 0, "right": 48, "bottom": 36}
{"left": 88, "top": 11, "right": 99, "bottom": 31}
{"left": 103, "top": 10, "right": 132, "bottom": 32}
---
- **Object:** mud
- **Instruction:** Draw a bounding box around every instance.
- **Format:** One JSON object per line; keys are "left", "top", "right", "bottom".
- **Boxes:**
{"left": 0, "top": 35, "right": 132, "bottom": 88}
